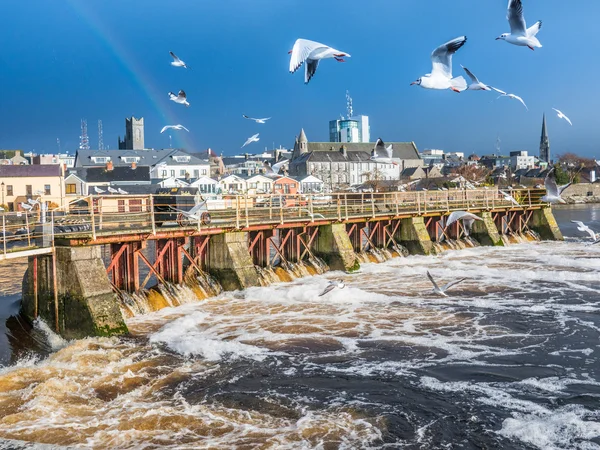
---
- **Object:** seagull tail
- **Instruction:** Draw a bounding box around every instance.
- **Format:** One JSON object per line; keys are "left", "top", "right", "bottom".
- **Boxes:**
{"left": 450, "top": 76, "right": 468, "bottom": 92}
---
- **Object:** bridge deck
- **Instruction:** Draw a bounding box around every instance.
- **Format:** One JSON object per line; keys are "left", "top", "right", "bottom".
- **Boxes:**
{"left": 1, "top": 189, "right": 546, "bottom": 256}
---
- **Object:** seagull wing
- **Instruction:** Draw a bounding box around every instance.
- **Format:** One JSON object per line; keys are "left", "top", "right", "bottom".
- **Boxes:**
{"left": 461, "top": 65, "right": 479, "bottom": 84}
{"left": 563, "top": 115, "right": 573, "bottom": 126}
{"left": 513, "top": 95, "right": 528, "bottom": 110}
{"left": 384, "top": 144, "right": 393, "bottom": 160}
{"left": 558, "top": 182, "right": 572, "bottom": 195}
{"left": 507, "top": 0, "right": 527, "bottom": 36}
{"left": 431, "top": 36, "right": 467, "bottom": 79}
{"left": 179, "top": 125, "right": 190, "bottom": 132}
{"left": 442, "top": 278, "right": 467, "bottom": 292}
{"left": 289, "top": 39, "right": 328, "bottom": 73}
{"left": 178, "top": 90, "right": 186, "bottom": 99}
{"left": 526, "top": 20, "right": 542, "bottom": 37}
{"left": 272, "top": 159, "right": 288, "bottom": 174}
{"left": 242, "top": 114, "right": 257, "bottom": 121}
{"left": 263, "top": 161, "right": 274, "bottom": 174}
{"left": 160, "top": 126, "right": 170, "bottom": 133}
{"left": 500, "top": 190, "right": 520, "bottom": 206}
{"left": 446, "top": 211, "right": 481, "bottom": 228}
{"left": 305, "top": 59, "right": 320, "bottom": 84}
{"left": 258, "top": 117, "right": 271, "bottom": 122}
{"left": 426, "top": 271, "right": 441, "bottom": 291}
{"left": 373, "top": 138, "right": 386, "bottom": 159}
{"left": 583, "top": 225, "right": 596, "bottom": 240}
{"left": 490, "top": 86, "right": 507, "bottom": 95}
{"left": 544, "top": 169, "right": 560, "bottom": 197}
{"left": 169, "top": 51, "right": 181, "bottom": 62}
{"left": 241, "top": 138, "right": 251, "bottom": 148}
{"left": 319, "top": 283, "right": 336, "bottom": 297}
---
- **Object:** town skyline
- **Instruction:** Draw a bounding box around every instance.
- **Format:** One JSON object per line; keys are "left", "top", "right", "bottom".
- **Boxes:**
{"left": 1, "top": 0, "right": 598, "bottom": 157}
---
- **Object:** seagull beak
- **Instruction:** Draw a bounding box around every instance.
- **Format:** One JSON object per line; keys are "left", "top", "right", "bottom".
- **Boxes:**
{"left": 410, "top": 81, "right": 417, "bottom": 86}
{"left": 287, "top": 50, "right": 292, "bottom": 54}
{"left": 495, "top": 37, "right": 501, "bottom": 40}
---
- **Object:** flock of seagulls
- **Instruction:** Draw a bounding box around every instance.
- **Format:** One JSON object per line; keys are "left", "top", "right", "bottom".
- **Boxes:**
{"left": 94, "top": 186, "right": 128, "bottom": 195}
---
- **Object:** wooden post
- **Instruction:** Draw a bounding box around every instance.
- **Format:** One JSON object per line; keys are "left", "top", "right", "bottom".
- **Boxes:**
{"left": 235, "top": 196, "right": 240, "bottom": 229}
{"left": 149, "top": 195, "right": 156, "bottom": 235}
{"left": 90, "top": 196, "right": 97, "bottom": 241}
{"left": 279, "top": 195, "right": 284, "bottom": 224}
{"left": 52, "top": 249, "right": 59, "bottom": 332}
{"left": 33, "top": 256, "right": 38, "bottom": 319}
{"left": 245, "top": 194, "right": 249, "bottom": 227}
{"left": 371, "top": 192, "right": 375, "bottom": 218}
{"left": 25, "top": 212, "right": 31, "bottom": 247}
{"left": 2, "top": 214, "right": 6, "bottom": 256}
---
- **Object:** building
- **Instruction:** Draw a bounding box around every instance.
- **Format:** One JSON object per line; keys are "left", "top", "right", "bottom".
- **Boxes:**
{"left": 246, "top": 174, "right": 274, "bottom": 195}
{"left": 510, "top": 151, "right": 535, "bottom": 170}
{"left": 65, "top": 165, "right": 153, "bottom": 196}
{"left": 329, "top": 118, "right": 360, "bottom": 143}
{"left": 273, "top": 176, "right": 300, "bottom": 195}
{"left": 75, "top": 148, "right": 210, "bottom": 181}
{"left": 0, "top": 165, "right": 65, "bottom": 211}
{"left": 118, "top": 117, "right": 145, "bottom": 150}
{"left": 540, "top": 113, "right": 550, "bottom": 163}
{"left": 32, "top": 153, "right": 76, "bottom": 168}
{"left": 289, "top": 129, "right": 422, "bottom": 191}
{"left": 299, "top": 175, "right": 324, "bottom": 194}
{"left": 218, "top": 174, "right": 247, "bottom": 194}
{"left": 189, "top": 176, "right": 219, "bottom": 195}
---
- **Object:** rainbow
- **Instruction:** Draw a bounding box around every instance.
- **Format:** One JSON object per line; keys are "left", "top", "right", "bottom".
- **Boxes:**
{"left": 66, "top": 1, "right": 195, "bottom": 152}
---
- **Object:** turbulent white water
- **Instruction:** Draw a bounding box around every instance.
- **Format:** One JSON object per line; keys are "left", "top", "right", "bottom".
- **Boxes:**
{"left": 0, "top": 207, "right": 599, "bottom": 449}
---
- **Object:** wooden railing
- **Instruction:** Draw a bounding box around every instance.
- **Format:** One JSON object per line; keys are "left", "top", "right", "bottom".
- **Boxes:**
{"left": 0, "top": 188, "right": 546, "bottom": 258}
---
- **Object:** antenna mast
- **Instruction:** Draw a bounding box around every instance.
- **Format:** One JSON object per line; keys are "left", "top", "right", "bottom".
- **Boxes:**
{"left": 98, "top": 120, "right": 104, "bottom": 150}
{"left": 56, "top": 138, "right": 61, "bottom": 153}
{"left": 346, "top": 90, "right": 353, "bottom": 119}
{"left": 79, "top": 119, "right": 90, "bottom": 150}
{"left": 495, "top": 135, "right": 501, "bottom": 154}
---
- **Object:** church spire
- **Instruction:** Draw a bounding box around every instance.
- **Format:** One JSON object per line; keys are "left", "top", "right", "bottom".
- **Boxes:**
{"left": 540, "top": 114, "right": 550, "bottom": 163}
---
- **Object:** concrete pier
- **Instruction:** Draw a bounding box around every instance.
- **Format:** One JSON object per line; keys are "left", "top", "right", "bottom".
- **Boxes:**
{"left": 530, "top": 207, "right": 564, "bottom": 241}
{"left": 399, "top": 217, "right": 434, "bottom": 255}
{"left": 471, "top": 212, "right": 504, "bottom": 246}
{"left": 22, "top": 246, "right": 128, "bottom": 339}
{"left": 315, "top": 224, "right": 360, "bottom": 272}
{"left": 207, "top": 232, "right": 261, "bottom": 290}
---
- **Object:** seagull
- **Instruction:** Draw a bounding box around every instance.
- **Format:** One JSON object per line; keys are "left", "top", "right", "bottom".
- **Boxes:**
{"left": 499, "top": 189, "right": 520, "bottom": 206}
{"left": 242, "top": 115, "right": 271, "bottom": 124}
{"left": 492, "top": 87, "right": 528, "bottom": 110}
{"left": 161, "top": 124, "right": 190, "bottom": 133}
{"left": 263, "top": 159, "right": 288, "bottom": 178}
{"left": 300, "top": 209, "right": 325, "bottom": 221}
{"left": 496, "top": 0, "right": 542, "bottom": 51}
{"left": 20, "top": 202, "right": 33, "bottom": 211}
{"left": 27, "top": 198, "right": 40, "bottom": 206}
{"left": 168, "top": 90, "right": 190, "bottom": 107}
{"left": 427, "top": 271, "right": 466, "bottom": 297}
{"left": 571, "top": 221, "right": 597, "bottom": 240}
{"left": 541, "top": 168, "right": 570, "bottom": 204}
{"left": 107, "top": 187, "right": 119, "bottom": 194}
{"left": 370, "top": 138, "right": 397, "bottom": 165}
{"left": 461, "top": 65, "right": 493, "bottom": 91}
{"left": 411, "top": 36, "right": 468, "bottom": 92}
{"left": 117, "top": 188, "right": 128, "bottom": 195}
{"left": 169, "top": 51, "right": 190, "bottom": 69}
{"left": 94, "top": 186, "right": 105, "bottom": 194}
{"left": 241, "top": 133, "right": 260, "bottom": 148}
{"left": 552, "top": 108, "right": 573, "bottom": 126}
{"left": 288, "top": 38, "right": 351, "bottom": 84}
{"left": 319, "top": 279, "right": 345, "bottom": 297}
{"left": 445, "top": 211, "right": 483, "bottom": 236}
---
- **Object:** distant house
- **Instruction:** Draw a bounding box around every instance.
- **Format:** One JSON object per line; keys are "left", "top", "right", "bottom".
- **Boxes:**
{"left": 246, "top": 174, "right": 274, "bottom": 195}
{"left": 189, "top": 176, "right": 219, "bottom": 195}
{"left": 401, "top": 166, "right": 426, "bottom": 181}
{"left": 66, "top": 164, "right": 154, "bottom": 196}
{"left": 219, "top": 174, "right": 247, "bottom": 194}
{"left": 157, "top": 177, "right": 190, "bottom": 188}
{"left": 299, "top": 175, "right": 324, "bottom": 194}
{"left": 273, "top": 176, "right": 300, "bottom": 195}
{"left": 0, "top": 165, "right": 65, "bottom": 211}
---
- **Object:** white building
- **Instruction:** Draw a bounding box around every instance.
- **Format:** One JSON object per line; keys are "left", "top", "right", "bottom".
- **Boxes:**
{"left": 350, "top": 115, "right": 370, "bottom": 143}
{"left": 245, "top": 174, "right": 274, "bottom": 195}
{"left": 189, "top": 176, "right": 219, "bottom": 195}
{"left": 329, "top": 116, "right": 370, "bottom": 144}
{"left": 299, "top": 175, "right": 324, "bottom": 194}
{"left": 510, "top": 151, "right": 535, "bottom": 170}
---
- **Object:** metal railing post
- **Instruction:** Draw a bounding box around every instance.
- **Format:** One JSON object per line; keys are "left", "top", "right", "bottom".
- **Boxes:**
{"left": 344, "top": 194, "right": 349, "bottom": 220}
{"left": 371, "top": 192, "right": 376, "bottom": 218}
{"left": 90, "top": 196, "right": 97, "bottom": 240}
{"left": 279, "top": 194, "right": 284, "bottom": 224}
{"left": 245, "top": 194, "right": 249, "bottom": 227}
{"left": 236, "top": 196, "right": 240, "bottom": 229}
{"left": 337, "top": 195, "right": 342, "bottom": 221}
{"left": 2, "top": 214, "right": 6, "bottom": 256}
{"left": 149, "top": 195, "right": 156, "bottom": 235}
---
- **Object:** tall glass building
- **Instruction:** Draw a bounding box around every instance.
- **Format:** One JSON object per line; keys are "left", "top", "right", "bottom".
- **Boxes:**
{"left": 328, "top": 116, "right": 370, "bottom": 143}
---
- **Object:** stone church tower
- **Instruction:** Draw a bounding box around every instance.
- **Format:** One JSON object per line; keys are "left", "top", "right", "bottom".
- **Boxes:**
{"left": 118, "top": 117, "right": 144, "bottom": 150}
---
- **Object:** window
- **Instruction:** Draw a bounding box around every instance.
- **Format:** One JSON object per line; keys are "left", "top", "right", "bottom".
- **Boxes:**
{"left": 161, "top": 170, "right": 167, "bottom": 178}
{"left": 122, "top": 157, "right": 140, "bottom": 163}
{"left": 194, "top": 170, "right": 199, "bottom": 178}
{"left": 6, "top": 185, "right": 13, "bottom": 196}
{"left": 170, "top": 170, "right": 175, "bottom": 177}
{"left": 129, "top": 199, "right": 142, "bottom": 212}
{"left": 66, "top": 184, "right": 76, "bottom": 194}
{"left": 118, "top": 199, "right": 125, "bottom": 213}
{"left": 172, "top": 155, "right": 191, "bottom": 163}
{"left": 44, "top": 185, "right": 51, "bottom": 195}
{"left": 202, "top": 169, "right": 207, "bottom": 175}
{"left": 26, "top": 185, "right": 32, "bottom": 196}
{"left": 92, "top": 157, "right": 110, "bottom": 164}
{"left": 180, "top": 170, "right": 186, "bottom": 177}
{"left": 284, "top": 184, "right": 291, "bottom": 194}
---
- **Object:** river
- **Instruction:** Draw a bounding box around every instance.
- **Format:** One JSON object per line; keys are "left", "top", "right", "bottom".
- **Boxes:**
{"left": 0, "top": 205, "right": 598, "bottom": 449}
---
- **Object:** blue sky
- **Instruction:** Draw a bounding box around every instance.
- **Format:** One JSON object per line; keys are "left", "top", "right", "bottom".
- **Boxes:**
{"left": 0, "top": 0, "right": 597, "bottom": 158}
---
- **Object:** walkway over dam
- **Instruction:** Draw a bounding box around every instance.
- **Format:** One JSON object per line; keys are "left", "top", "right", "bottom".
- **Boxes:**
{"left": 1, "top": 188, "right": 562, "bottom": 339}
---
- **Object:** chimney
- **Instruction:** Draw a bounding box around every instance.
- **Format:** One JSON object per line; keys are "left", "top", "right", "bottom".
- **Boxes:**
{"left": 106, "top": 161, "right": 114, "bottom": 171}
{"left": 131, "top": 162, "right": 137, "bottom": 170}
{"left": 341, "top": 145, "right": 347, "bottom": 158}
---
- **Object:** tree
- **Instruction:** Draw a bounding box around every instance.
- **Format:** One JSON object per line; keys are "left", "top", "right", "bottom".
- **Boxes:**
{"left": 557, "top": 152, "right": 594, "bottom": 183}
{"left": 453, "top": 164, "right": 492, "bottom": 185}
{"left": 553, "top": 163, "right": 574, "bottom": 185}
{"left": 361, "top": 167, "right": 386, "bottom": 191}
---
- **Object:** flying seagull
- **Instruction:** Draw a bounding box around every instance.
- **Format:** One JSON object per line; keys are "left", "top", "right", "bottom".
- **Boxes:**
{"left": 319, "top": 279, "right": 345, "bottom": 297}
{"left": 107, "top": 187, "right": 119, "bottom": 194}
{"left": 20, "top": 202, "right": 33, "bottom": 211}
{"left": 289, "top": 38, "right": 351, "bottom": 84}
{"left": 492, "top": 87, "right": 528, "bottom": 110}
{"left": 169, "top": 200, "right": 211, "bottom": 225}
{"left": 241, "top": 133, "right": 260, "bottom": 148}
{"left": 571, "top": 221, "right": 597, "bottom": 240}
{"left": 552, "top": 108, "right": 573, "bottom": 126}
{"left": 427, "top": 271, "right": 466, "bottom": 297}
{"left": 445, "top": 211, "right": 483, "bottom": 236}
{"left": 499, "top": 189, "right": 520, "bottom": 206}
{"left": 461, "top": 65, "right": 493, "bottom": 91}
{"left": 117, "top": 188, "right": 128, "bottom": 195}
{"left": 168, "top": 90, "right": 190, "bottom": 107}
{"left": 411, "top": 36, "right": 468, "bottom": 92}
{"left": 370, "top": 138, "right": 397, "bottom": 165}
{"left": 93, "top": 186, "right": 105, "bottom": 194}
{"left": 541, "top": 168, "right": 571, "bottom": 204}
{"left": 242, "top": 115, "right": 271, "bottom": 124}
{"left": 161, "top": 124, "right": 190, "bottom": 133}
{"left": 27, "top": 198, "right": 40, "bottom": 206}
{"left": 263, "top": 159, "right": 288, "bottom": 178}
{"left": 496, "top": 0, "right": 542, "bottom": 50}
{"left": 169, "top": 51, "right": 190, "bottom": 69}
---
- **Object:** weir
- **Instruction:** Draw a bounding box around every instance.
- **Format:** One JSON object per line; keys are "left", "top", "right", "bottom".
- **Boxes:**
{"left": 10, "top": 189, "right": 562, "bottom": 338}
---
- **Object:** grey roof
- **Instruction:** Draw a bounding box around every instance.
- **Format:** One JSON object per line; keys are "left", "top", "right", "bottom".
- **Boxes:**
{"left": 86, "top": 183, "right": 160, "bottom": 195}
{"left": 304, "top": 142, "right": 421, "bottom": 160}
{"left": 70, "top": 166, "right": 151, "bottom": 183}
{"left": 401, "top": 167, "right": 421, "bottom": 177}
{"left": 306, "top": 150, "right": 373, "bottom": 163}
{"left": 0, "top": 165, "right": 61, "bottom": 177}
{"left": 75, "top": 148, "right": 209, "bottom": 168}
